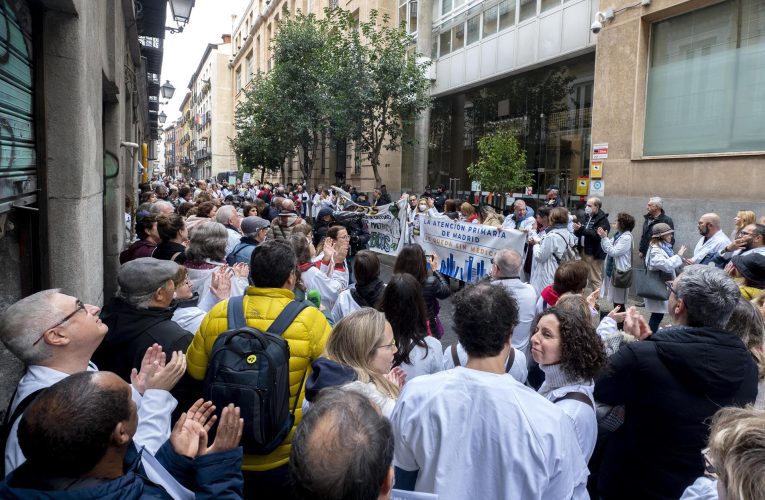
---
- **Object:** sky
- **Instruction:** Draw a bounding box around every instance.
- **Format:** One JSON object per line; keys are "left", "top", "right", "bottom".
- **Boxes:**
{"left": 160, "top": 0, "right": 251, "bottom": 125}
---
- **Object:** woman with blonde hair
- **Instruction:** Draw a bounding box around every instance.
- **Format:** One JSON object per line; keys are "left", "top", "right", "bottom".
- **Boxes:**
{"left": 304, "top": 308, "right": 405, "bottom": 417}
{"left": 726, "top": 298, "right": 765, "bottom": 409}
{"left": 731, "top": 210, "right": 756, "bottom": 240}
{"left": 680, "top": 406, "right": 765, "bottom": 499}
{"left": 460, "top": 202, "right": 477, "bottom": 223}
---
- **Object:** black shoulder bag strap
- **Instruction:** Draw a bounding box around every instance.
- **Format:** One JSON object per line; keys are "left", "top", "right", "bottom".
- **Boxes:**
{"left": 504, "top": 348, "right": 516, "bottom": 373}
{"left": 451, "top": 344, "right": 460, "bottom": 367}
{"left": 554, "top": 391, "right": 594, "bottom": 410}
{"left": 1, "top": 388, "right": 46, "bottom": 473}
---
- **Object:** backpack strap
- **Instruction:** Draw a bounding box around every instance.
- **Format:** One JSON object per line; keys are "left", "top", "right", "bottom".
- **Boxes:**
{"left": 267, "top": 301, "right": 310, "bottom": 336}
{"left": 553, "top": 391, "right": 594, "bottom": 410}
{"left": 226, "top": 243, "right": 247, "bottom": 265}
{"left": 505, "top": 348, "right": 516, "bottom": 373}
{"left": 227, "top": 295, "right": 247, "bottom": 330}
{"left": 1, "top": 388, "right": 45, "bottom": 463}
{"left": 450, "top": 344, "right": 461, "bottom": 367}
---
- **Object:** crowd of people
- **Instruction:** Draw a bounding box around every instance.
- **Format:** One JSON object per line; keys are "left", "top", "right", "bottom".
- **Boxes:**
{"left": 2, "top": 176, "right": 765, "bottom": 499}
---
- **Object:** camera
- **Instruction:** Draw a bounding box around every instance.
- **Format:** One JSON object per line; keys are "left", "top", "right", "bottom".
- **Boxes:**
{"left": 591, "top": 9, "right": 614, "bottom": 34}
{"left": 591, "top": 20, "right": 603, "bottom": 34}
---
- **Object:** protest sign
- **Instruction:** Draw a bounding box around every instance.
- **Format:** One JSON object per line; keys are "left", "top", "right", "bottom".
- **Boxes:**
{"left": 416, "top": 216, "right": 526, "bottom": 283}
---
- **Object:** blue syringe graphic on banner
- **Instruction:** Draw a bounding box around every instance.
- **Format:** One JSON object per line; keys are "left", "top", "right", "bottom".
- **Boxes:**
{"left": 439, "top": 254, "right": 487, "bottom": 283}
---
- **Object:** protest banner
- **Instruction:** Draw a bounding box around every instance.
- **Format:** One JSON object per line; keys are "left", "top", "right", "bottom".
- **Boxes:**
{"left": 416, "top": 216, "right": 526, "bottom": 283}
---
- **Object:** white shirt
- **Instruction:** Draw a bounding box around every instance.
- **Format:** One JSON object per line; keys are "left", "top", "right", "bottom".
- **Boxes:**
{"left": 680, "top": 476, "right": 719, "bottom": 500}
{"left": 501, "top": 215, "right": 535, "bottom": 232}
{"left": 491, "top": 278, "right": 538, "bottom": 359}
{"left": 690, "top": 230, "right": 731, "bottom": 264}
{"left": 331, "top": 287, "right": 362, "bottom": 323}
{"left": 224, "top": 227, "right": 242, "bottom": 257}
{"left": 442, "top": 343, "right": 528, "bottom": 384}
{"left": 4, "top": 364, "right": 175, "bottom": 477}
{"left": 399, "top": 337, "right": 444, "bottom": 381}
{"left": 391, "top": 367, "right": 589, "bottom": 500}
{"left": 301, "top": 261, "right": 349, "bottom": 311}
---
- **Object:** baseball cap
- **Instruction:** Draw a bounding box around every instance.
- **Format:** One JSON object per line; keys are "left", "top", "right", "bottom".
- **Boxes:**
{"left": 118, "top": 258, "right": 179, "bottom": 295}
{"left": 732, "top": 252, "right": 765, "bottom": 286}
{"left": 241, "top": 216, "right": 270, "bottom": 235}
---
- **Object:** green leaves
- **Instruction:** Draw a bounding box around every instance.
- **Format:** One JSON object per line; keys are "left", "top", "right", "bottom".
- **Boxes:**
{"left": 467, "top": 129, "right": 532, "bottom": 193}
{"left": 231, "top": 7, "right": 432, "bottom": 189}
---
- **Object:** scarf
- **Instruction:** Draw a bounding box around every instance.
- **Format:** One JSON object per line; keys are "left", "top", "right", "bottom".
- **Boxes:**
{"left": 660, "top": 241, "right": 674, "bottom": 257}
{"left": 540, "top": 285, "right": 560, "bottom": 308}
{"left": 351, "top": 278, "right": 385, "bottom": 308}
{"left": 605, "top": 231, "right": 622, "bottom": 278}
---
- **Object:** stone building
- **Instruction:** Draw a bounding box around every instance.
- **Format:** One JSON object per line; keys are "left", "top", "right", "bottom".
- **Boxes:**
{"left": 590, "top": 0, "right": 765, "bottom": 248}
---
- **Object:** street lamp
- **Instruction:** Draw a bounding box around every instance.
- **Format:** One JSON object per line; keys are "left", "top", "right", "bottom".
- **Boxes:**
{"left": 158, "top": 111, "right": 167, "bottom": 124}
{"left": 160, "top": 81, "right": 176, "bottom": 100}
{"left": 170, "top": 0, "right": 195, "bottom": 24}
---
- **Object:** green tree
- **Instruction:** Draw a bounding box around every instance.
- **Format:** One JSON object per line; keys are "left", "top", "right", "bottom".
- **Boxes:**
{"left": 467, "top": 129, "right": 532, "bottom": 193}
{"left": 347, "top": 11, "right": 432, "bottom": 189}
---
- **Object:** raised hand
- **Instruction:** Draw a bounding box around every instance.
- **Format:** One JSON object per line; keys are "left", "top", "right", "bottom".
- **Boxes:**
{"left": 624, "top": 306, "right": 652, "bottom": 340}
{"left": 586, "top": 288, "right": 601, "bottom": 310}
{"left": 131, "top": 344, "right": 164, "bottom": 395}
{"left": 385, "top": 366, "right": 407, "bottom": 389}
{"left": 185, "top": 399, "right": 217, "bottom": 432}
{"left": 170, "top": 411, "right": 206, "bottom": 459}
{"left": 210, "top": 266, "right": 232, "bottom": 300}
{"left": 232, "top": 262, "right": 249, "bottom": 279}
{"left": 607, "top": 305, "right": 627, "bottom": 324}
{"left": 144, "top": 350, "right": 187, "bottom": 392}
{"left": 202, "top": 404, "right": 243, "bottom": 455}
{"left": 322, "top": 238, "right": 336, "bottom": 263}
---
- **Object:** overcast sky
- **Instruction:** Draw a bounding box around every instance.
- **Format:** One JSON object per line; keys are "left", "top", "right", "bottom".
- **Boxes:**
{"left": 160, "top": 0, "right": 250, "bottom": 125}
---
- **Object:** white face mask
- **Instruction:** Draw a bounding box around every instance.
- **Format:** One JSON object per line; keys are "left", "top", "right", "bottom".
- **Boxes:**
{"left": 585, "top": 206, "right": 593, "bottom": 215}
{"left": 419, "top": 204, "right": 427, "bottom": 211}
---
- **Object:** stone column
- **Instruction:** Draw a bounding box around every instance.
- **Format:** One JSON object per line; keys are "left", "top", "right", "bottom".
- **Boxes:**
{"left": 413, "top": 0, "right": 433, "bottom": 194}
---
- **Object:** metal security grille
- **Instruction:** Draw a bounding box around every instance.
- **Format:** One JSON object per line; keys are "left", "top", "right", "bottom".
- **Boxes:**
{"left": 0, "top": 0, "right": 36, "bottom": 213}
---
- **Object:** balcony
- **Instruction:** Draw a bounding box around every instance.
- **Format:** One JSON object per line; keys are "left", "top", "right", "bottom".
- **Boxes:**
{"left": 194, "top": 148, "right": 211, "bottom": 161}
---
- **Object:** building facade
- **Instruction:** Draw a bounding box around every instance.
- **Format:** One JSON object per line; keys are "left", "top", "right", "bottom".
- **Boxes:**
{"left": 187, "top": 37, "right": 235, "bottom": 180}
{"left": 590, "top": 0, "right": 765, "bottom": 249}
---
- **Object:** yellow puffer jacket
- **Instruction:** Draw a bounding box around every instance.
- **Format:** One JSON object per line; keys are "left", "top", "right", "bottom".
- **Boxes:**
{"left": 186, "top": 286, "right": 332, "bottom": 471}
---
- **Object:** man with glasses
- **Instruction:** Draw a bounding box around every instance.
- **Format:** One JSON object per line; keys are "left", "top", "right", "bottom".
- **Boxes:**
{"left": 0, "top": 289, "right": 184, "bottom": 477}
{"left": 594, "top": 265, "right": 758, "bottom": 499}
{"left": 712, "top": 223, "right": 765, "bottom": 269}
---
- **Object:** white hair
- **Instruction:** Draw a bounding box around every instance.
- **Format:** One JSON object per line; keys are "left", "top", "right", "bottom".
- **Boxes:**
{"left": 648, "top": 197, "right": 663, "bottom": 209}
{"left": 0, "top": 289, "right": 63, "bottom": 364}
{"left": 215, "top": 205, "right": 238, "bottom": 224}
{"left": 149, "top": 200, "right": 174, "bottom": 215}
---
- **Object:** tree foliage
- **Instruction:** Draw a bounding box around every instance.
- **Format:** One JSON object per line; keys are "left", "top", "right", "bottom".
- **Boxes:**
{"left": 231, "top": 7, "right": 432, "bottom": 191}
{"left": 467, "top": 129, "right": 532, "bottom": 193}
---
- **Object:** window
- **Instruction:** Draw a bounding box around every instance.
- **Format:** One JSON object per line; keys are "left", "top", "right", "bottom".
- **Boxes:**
{"left": 541, "top": 0, "right": 559, "bottom": 13}
{"left": 499, "top": 0, "right": 516, "bottom": 30}
{"left": 440, "top": 30, "right": 451, "bottom": 56}
{"left": 467, "top": 15, "right": 480, "bottom": 45}
{"left": 246, "top": 52, "right": 254, "bottom": 82}
{"left": 519, "top": 0, "right": 536, "bottom": 22}
{"left": 442, "top": 0, "right": 452, "bottom": 16}
{"left": 399, "top": 1, "right": 418, "bottom": 34}
{"left": 644, "top": 0, "right": 765, "bottom": 155}
{"left": 452, "top": 21, "right": 465, "bottom": 51}
{"left": 432, "top": 34, "right": 439, "bottom": 56}
{"left": 483, "top": 5, "right": 498, "bottom": 37}
{"left": 235, "top": 66, "right": 242, "bottom": 93}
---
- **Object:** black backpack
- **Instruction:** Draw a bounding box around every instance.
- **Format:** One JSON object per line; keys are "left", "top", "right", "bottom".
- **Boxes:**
{"left": 203, "top": 296, "right": 308, "bottom": 455}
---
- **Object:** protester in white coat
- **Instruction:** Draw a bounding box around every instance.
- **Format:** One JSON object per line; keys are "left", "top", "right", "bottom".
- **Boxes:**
{"left": 598, "top": 213, "right": 636, "bottom": 311}
{"left": 688, "top": 213, "right": 730, "bottom": 265}
{"left": 644, "top": 223, "right": 687, "bottom": 333}
{"left": 530, "top": 207, "right": 577, "bottom": 295}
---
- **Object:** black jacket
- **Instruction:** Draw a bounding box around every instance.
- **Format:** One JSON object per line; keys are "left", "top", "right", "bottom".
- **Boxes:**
{"left": 574, "top": 210, "right": 610, "bottom": 259}
{"left": 422, "top": 272, "right": 450, "bottom": 321}
{"left": 639, "top": 210, "right": 675, "bottom": 256}
{"left": 93, "top": 298, "right": 193, "bottom": 382}
{"left": 594, "top": 325, "right": 758, "bottom": 500}
{"left": 153, "top": 241, "right": 187, "bottom": 264}
{"left": 305, "top": 357, "right": 358, "bottom": 403}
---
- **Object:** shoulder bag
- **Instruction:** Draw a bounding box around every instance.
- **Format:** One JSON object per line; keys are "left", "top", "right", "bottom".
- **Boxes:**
{"left": 634, "top": 249, "right": 672, "bottom": 301}
{"left": 611, "top": 236, "right": 633, "bottom": 288}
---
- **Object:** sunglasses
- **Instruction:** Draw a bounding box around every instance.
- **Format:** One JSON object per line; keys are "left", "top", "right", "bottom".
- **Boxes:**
{"left": 33, "top": 299, "right": 86, "bottom": 346}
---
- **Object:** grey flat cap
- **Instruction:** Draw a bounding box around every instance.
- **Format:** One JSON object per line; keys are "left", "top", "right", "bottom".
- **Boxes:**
{"left": 118, "top": 257, "right": 179, "bottom": 295}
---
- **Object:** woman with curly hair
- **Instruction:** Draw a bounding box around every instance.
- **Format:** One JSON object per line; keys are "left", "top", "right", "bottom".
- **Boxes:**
{"left": 530, "top": 307, "right": 607, "bottom": 462}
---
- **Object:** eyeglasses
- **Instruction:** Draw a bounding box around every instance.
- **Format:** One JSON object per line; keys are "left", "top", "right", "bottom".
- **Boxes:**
{"left": 665, "top": 281, "right": 677, "bottom": 296}
{"left": 33, "top": 299, "right": 86, "bottom": 346}
{"left": 739, "top": 230, "right": 753, "bottom": 236}
{"left": 702, "top": 448, "right": 717, "bottom": 478}
{"left": 337, "top": 234, "right": 351, "bottom": 241}
{"left": 375, "top": 339, "right": 397, "bottom": 351}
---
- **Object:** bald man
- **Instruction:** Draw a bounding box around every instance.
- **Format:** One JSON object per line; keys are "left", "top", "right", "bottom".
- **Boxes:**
{"left": 687, "top": 213, "right": 731, "bottom": 265}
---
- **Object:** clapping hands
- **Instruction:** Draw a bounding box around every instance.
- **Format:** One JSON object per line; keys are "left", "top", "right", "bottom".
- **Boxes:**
{"left": 170, "top": 399, "right": 244, "bottom": 459}
{"left": 385, "top": 366, "right": 407, "bottom": 389}
{"left": 130, "top": 345, "right": 186, "bottom": 394}
{"left": 623, "top": 306, "right": 652, "bottom": 340}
